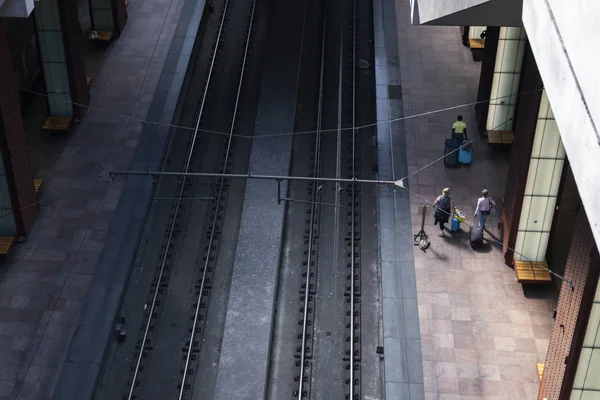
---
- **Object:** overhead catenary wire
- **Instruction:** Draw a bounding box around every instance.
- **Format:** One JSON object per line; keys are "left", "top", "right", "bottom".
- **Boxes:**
{"left": 18, "top": 86, "right": 544, "bottom": 140}
{"left": 13, "top": 84, "right": 570, "bottom": 284}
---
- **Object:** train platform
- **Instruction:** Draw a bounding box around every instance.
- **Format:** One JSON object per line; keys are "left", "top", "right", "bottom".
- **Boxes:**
{"left": 375, "top": 0, "right": 558, "bottom": 399}
{"left": 0, "top": 0, "right": 204, "bottom": 398}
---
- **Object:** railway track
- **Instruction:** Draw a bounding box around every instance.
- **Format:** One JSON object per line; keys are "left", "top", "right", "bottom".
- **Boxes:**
{"left": 111, "top": 0, "right": 262, "bottom": 399}
{"left": 95, "top": 0, "right": 379, "bottom": 398}
{"left": 267, "top": 0, "right": 376, "bottom": 399}
{"left": 177, "top": 1, "right": 258, "bottom": 398}
{"left": 344, "top": 1, "right": 361, "bottom": 398}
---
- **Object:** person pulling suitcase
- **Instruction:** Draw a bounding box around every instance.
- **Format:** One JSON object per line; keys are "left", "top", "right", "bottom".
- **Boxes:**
{"left": 433, "top": 188, "right": 455, "bottom": 237}
{"left": 451, "top": 115, "right": 468, "bottom": 144}
{"left": 474, "top": 189, "right": 496, "bottom": 230}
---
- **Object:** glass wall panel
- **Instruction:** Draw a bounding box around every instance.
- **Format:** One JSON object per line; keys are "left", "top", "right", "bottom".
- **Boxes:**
{"left": 468, "top": 26, "right": 486, "bottom": 40}
{"left": 571, "top": 278, "right": 600, "bottom": 399}
{"left": 582, "top": 304, "right": 600, "bottom": 347}
{"left": 34, "top": 0, "right": 72, "bottom": 118}
{"left": 584, "top": 349, "right": 600, "bottom": 390}
{"left": 0, "top": 151, "right": 17, "bottom": 237}
{"left": 486, "top": 27, "right": 525, "bottom": 132}
{"left": 514, "top": 90, "right": 565, "bottom": 262}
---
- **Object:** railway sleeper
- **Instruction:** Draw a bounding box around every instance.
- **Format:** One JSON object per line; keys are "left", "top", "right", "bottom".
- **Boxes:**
{"left": 296, "top": 318, "right": 312, "bottom": 327}
{"left": 296, "top": 332, "right": 312, "bottom": 341}
{"left": 344, "top": 283, "right": 361, "bottom": 293}
{"left": 190, "top": 313, "right": 205, "bottom": 322}
{"left": 298, "top": 306, "right": 313, "bottom": 314}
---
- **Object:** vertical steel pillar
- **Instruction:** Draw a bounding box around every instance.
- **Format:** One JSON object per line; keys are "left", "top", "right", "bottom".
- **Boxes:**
{"left": 475, "top": 26, "right": 499, "bottom": 133}
{"left": 34, "top": 0, "right": 89, "bottom": 123}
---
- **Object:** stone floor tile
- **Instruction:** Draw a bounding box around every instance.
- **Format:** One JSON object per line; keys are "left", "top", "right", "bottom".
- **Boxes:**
{"left": 434, "top": 362, "right": 458, "bottom": 379}
{"left": 454, "top": 349, "right": 477, "bottom": 365}
{"left": 436, "top": 377, "right": 459, "bottom": 394}
{"left": 395, "top": 4, "right": 557, "bottom": 395}
{"left": 479, "top": 364, "right": 501, "bottom": 381}
{"left": 458, "top": 378, "right": 483, "bottom": 396}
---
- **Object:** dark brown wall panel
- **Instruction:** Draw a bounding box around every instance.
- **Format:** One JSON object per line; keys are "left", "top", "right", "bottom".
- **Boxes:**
{"left": 475, "top": 26, "right": 499, "bottom": 134}
{"left": 112, "top": 0, "right": 128, "bottom": 34}
{"left": 58, "top": 0, "right": 89, "bottom": 120}
{"left": 0, "top": 19, "right": 38, "bottom": 236}
{"left": 559, "top": 243, "right": 600, "bottom": 398}
{"left": 539, "top": 212, "right": 597, "bottom": 400}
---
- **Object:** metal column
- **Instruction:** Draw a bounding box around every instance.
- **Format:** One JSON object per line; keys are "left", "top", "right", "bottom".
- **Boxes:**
{"left": 34, "top": 0, "right": 89, "bottom": 124}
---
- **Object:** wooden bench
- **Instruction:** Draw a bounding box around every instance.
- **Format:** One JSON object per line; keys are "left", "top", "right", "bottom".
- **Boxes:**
{"left": 33, "top": 179, "right": 43, "bottom": 194}
{"left": 0, "top": 237, "right": 15, "bottom": 256}
{"left": 487, "top": 130, "right": 514, "bottom": 145}
{"left": 87, "top": 76, "right": 93, "bottom": 87}
{"left": 95, "top": 31, "right": 113, "bottom": 42}
{"left": 537, "top": 363, "right": 544, "bottom": 382}
{"left": 42, "top": 117, "right": 71, "bottom": 132}
{"left": 515, "top": 260, "right": 552, "bottom": 284}
{"left": 469, "top": 38, "right": 485, "bottom": 49}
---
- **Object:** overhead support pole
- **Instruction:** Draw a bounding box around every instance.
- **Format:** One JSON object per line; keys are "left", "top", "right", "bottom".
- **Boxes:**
{"left": 109, "top": 170, "right": 402, "bottom": 187}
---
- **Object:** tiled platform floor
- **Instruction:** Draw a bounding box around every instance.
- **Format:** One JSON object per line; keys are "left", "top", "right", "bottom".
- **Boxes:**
{"left": 0, "top": 0, "right": 186, "bottom": 398}
{"left": 393, "top": 2, "right": 558, "bottom": 399}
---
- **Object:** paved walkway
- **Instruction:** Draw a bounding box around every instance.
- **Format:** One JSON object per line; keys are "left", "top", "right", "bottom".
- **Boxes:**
{"left": 0, "top": 0, "right": 190, "bottom": 398}
{"left": 392, "top": 2, "right": 558, "bottom": 400}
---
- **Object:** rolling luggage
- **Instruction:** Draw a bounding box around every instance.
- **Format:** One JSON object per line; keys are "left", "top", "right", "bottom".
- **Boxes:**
{"left": 469, "top": 225, "right": 484, "bottom": 248}
{"left": 458, "top": 145, "right": 472, "bottom": 165}
{"left": 444, "top": 138, "right": 460, "bottom": 168}
{"left": 450, "top": 217, "right": 460, "bottom": 232}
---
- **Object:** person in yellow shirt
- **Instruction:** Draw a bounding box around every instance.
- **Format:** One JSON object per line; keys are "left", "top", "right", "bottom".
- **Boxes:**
{"left": 451, "top": 115, "right": 468, "bottom": 143}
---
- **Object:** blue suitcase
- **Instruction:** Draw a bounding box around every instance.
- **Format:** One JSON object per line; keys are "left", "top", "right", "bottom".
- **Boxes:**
{"left": 450, "top": 217, "right": 460, "bottom": 232}
{"left": 444, "top": 138, "right": 461, "bottom": 168}
{"left": 458, "top": 145, "right": 472, "bottom": 165}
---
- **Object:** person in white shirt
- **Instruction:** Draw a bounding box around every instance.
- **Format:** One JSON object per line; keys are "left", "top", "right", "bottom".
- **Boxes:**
{"left": 474, "top": 189, "right": 496, "bottom": 229}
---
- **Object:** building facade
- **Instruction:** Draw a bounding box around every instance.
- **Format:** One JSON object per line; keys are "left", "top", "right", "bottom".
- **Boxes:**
{"left": 0, "top": 0, "right": 126, "bottom": 241}
{"left": 408, "top": 0, "right": 600, "bottom": 398}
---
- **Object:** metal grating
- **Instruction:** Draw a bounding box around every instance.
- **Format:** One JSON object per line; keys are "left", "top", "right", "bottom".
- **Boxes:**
{"left": 538, "top": 212, "right": 595, "bottom": 400}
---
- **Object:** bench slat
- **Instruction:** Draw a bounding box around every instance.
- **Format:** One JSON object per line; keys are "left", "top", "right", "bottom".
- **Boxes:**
{"left": 515, "top": 260, "right": 552, "bottom": 284}
{"left": 33, "top": 179, "right": 43, "bottom": 194}
{"left": 469, "top": 38, "right": 485, "bottom": 49}
{"left": 488, "top": 130, "right": 514, "bottom": 145}
{"left": 42, "top": 117, "right": 71, "bottom": 131}
{"left": 0, "top": 237, "right": 15, "bottom": 256}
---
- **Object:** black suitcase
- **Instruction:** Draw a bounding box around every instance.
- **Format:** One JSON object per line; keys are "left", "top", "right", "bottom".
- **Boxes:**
{"left": 470, "top": 225, "right": 484, "bottom": 248}
{"left": 444, "top": 138, "right": 460, "bottom": 167}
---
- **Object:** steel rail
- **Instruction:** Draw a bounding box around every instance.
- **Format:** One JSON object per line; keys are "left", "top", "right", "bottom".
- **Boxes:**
{"left": 349, "top": 0, "right": 357, "bottom": 398}
{"left": 125, "top": 2, "right": 231, "bottom": 398}
{"left": 177, "top": 0, "right": 258, "bottom": 397}
{"left": 297, "top": 2, "right": 328, "bottom": 397}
